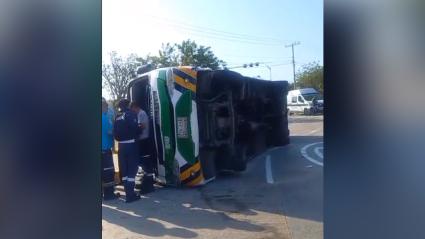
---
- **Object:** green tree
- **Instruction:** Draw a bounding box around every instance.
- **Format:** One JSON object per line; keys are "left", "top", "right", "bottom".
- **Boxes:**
{"left": 135, "top": 40, "right": 225, "bottom": 69}
{"left": 295, "top": 62, "right": 323, "bottom": 94}
{"left": 287, "top": 82, "right": 294, "bottom": 90}
{"left": 102, "top": 40, "right": 225, "bottom": 101}
{"left": 175, "top": 39, "right": 225, "bottom": 69}
{"left": 157, "top": 43, "right": 179, "bottom": 67}
{"left": 102, "top": 51, "right": 141, "bottom": 101}
{"left": 177, "top": 40, "right": 197, "bottom": 66}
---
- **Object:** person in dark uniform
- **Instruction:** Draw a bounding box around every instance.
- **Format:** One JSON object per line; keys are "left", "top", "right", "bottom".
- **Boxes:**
{"left": 113, "top": 99, "right": 141, "bottom": 203}
{"left": 130, "top": 102, "right": 155, "bottom": 194}
{"left": 102, "top": 99, "right": 117, "bottom": 200}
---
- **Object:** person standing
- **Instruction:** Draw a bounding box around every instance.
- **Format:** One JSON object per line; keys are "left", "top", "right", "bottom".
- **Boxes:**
{"left": 130, "top": 102, "right": 155, "bottom": 194}
{"left": 113, "top": 99, "right": 141, "bottom": 203}
{"left": 102, "top": 97, "right": 115, "bottom": 121}
{"left": 102, "top": 99, "right": 117, "bottom": 200}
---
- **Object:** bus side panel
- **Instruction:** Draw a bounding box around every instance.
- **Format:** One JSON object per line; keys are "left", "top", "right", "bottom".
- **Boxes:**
{"left": 171, "top": 67, "right": 204, "bottom": 187}
{"left": 149, "top": 71, "right": 166, "bottom": 184}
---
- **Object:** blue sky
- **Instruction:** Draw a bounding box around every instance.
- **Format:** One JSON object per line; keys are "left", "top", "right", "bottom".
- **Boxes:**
{"left": 103, "top": 0, "right": 322, "bottom": 96}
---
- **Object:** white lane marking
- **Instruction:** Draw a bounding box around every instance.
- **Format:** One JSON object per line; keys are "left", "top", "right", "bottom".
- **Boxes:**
{"left": 301, "top": 142, "right": 323, "bottom": 166}
{"left": 265, "top": 155, "right": 274, "bottom": 184}
{"left": 306, "top": 128, "right": 320, "bottom": 135}
{"left": 314, "top": 146, "right": 323, "bottom": 159}
{"left": 254, "top": 146, "right": 283, "bottom": 160}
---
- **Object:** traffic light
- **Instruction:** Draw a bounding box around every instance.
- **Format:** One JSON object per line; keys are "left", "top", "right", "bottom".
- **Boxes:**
{"left": 239, "top": 62, "right": 260, "bottom": 69}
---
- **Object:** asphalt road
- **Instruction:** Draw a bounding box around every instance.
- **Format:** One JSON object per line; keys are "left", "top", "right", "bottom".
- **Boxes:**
{"left": 102, "top": 115, "right": 323, "bottom": 239}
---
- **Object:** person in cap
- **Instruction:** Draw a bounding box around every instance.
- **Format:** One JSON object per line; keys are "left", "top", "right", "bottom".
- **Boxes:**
{"left": 130, "top": 101, "right": 155, "bottom": 194}
{"left": 102, "top": 99, "right": 117, "bottom": 200}
{"left": 113, "top": 99, "right": 142, "bottom": 203}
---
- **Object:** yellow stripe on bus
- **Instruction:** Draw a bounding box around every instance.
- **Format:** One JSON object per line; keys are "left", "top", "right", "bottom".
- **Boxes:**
{"left": 180, "top": 161, "right": 201, "bottom": 181}
{"left": 178, "top": 67, "right": 197, "bottom": 80}
{"left": 186, "top": 173, "right": 204, "bottom": 186}
{"left": 174, "top": 75, "right": 196, "bottom": 93}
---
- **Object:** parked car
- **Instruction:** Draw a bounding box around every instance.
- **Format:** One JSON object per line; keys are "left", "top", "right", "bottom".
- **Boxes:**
{"left": 287, "top": 88, "right": 323, "bottom": 115}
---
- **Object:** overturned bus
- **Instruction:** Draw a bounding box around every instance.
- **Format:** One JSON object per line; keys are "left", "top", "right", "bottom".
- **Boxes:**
{"left": 127, "top": 66, "right": 289, "bottom": 187}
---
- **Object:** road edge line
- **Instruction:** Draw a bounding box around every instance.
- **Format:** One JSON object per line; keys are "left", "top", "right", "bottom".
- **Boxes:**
{"left": 265, "top": 155, "right": 274, "bottom": 184}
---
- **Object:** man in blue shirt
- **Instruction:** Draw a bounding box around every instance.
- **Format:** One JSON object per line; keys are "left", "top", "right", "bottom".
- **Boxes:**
{"left": 102, "top": 99, "right": 117, "bottom": 200}
{"left": 113, "top": 99, "right": 142, "bottom": 203}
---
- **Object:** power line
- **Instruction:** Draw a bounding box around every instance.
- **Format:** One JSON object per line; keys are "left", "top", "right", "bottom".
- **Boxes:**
{"left": 155, "top": 22, "right": 284, "bottom": 45}
{"left": 146, "top": 16, "right": 287, "bottom": 45}
{"left": 268, "top": 62, "right": 294, "bottom": 67}
{"left": 175, "top": 31, "right": 283, "bottom": 45}
{"left": 146, "top": 14, "right": 289, "bottom": 44}
{"left": 224, "top": 60, "right": 291, "bottom": 65}
{"left": 226, "top": 61, "right": 292, "bottom": 69}
{"left": 219, "top": 55, "right": 293, "bottom": 60}
{"left": 156, "top": 22, "right": 283, "bottom": 45}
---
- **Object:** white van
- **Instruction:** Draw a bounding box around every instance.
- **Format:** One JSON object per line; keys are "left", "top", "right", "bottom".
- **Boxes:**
{"left": 287, "top": 88, "right": 323, "bottom": 115}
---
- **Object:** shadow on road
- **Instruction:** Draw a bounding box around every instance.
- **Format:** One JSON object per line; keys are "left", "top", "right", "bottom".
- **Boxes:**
{"left": 274, "top": 136, "right": 323, "bottom": 222}
{"left": 102, "top": 186, "right": 265, "bottom": 238}
{"left": 199, "top": 135, "right": 323, "bottom": 223}
{"left": 102, "top": 135, "right": 322, "bottom": 238}
{"left": 103, "top": 203, "right": 198, "bottom": 238}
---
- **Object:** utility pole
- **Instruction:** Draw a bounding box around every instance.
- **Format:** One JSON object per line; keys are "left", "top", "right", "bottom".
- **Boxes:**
{"left": 265, "top": 64, "right": 272, "bottom": 80}
{"left": 285, "top": 41, "right": 300, "bottom": 89}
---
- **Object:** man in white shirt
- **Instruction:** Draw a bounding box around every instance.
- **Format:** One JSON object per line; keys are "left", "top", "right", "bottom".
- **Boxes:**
{"left": 130, "top": 102, "right": 155, "bottom": 194}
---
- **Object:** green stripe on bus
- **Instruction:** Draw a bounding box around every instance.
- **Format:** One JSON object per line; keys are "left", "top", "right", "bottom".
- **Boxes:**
{"left": 157, "top": 70, "right": 176, "bottom": 184}
{"left": 175, "top": 91, "right": 196, "bottom": 164}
